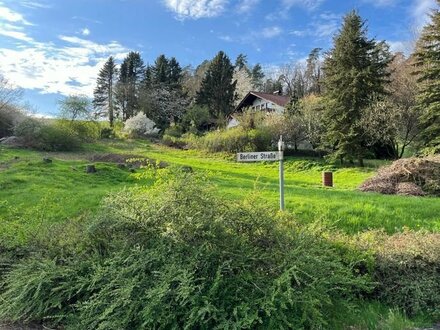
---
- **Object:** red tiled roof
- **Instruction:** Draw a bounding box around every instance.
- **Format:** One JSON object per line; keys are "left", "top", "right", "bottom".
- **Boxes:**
{"left": 250, "top": 92, "right": 290, "bottom": 107}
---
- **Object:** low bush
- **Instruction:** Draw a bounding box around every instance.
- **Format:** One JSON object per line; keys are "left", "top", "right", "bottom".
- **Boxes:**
{"left": 0, "top": 173, "right": 370, "bottom": 329}
{"left": 196, "top": 127, "right": 272, "bottom": 153}
{"left": 14, "top": 118, "right": 81, "bottom": 151}
{"left": 100, "top": 127, "right": 114, "bottom": 139}
{"left": 340, "top": 230, "right": 440, "bottom": 319}
{"left": 57, "top": 119, "right": 101, "bottom": 142}
{"left": 371, "top": 231, "right": 440, "bottom": 318}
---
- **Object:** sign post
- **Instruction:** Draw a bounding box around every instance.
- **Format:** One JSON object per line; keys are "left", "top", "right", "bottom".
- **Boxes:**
{"left": 278, "top": 136, "right": 285, "bottom": 211}
{"left": 236, "top": 135, "right": 285, "bottom": 211}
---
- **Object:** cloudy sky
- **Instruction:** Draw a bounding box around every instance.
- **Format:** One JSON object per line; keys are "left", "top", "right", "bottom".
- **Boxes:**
{"left": 0, "top": 0, "right": 437, "bottom": 116}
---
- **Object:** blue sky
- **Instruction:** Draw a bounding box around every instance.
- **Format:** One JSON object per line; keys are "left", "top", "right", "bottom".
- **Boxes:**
{"left": 0, "top": 0, "right": 437, "bottom": 116}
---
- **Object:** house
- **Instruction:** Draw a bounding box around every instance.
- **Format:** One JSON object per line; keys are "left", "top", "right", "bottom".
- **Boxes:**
{"left": 227, "top": 91, "right": 290, "bottom": 128}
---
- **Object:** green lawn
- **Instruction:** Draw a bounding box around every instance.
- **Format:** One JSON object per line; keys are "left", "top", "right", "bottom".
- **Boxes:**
{"left": 1, "top": 139, "right": 439, "bottom": 248}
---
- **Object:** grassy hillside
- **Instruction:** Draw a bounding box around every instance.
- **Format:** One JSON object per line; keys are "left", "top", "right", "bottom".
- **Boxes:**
{"left": 1, "top": 139, "right": 439, "bottom": 328}
{"left": 1, "top": 139, "right": 439, "bottom": 250}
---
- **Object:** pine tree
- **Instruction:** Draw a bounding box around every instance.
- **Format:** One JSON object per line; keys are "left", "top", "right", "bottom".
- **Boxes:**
{"left": 323, "top": 11, "right": 392, "bottom": 165}
{"left": 168, "top": 57, "right": 183, "bottom": 90}
{"left": 305, "top": 48, "right": 322, "bottom": 95}
{"left": 414, "top": 0, "right": 440, "bottom": 151}
{"left": 235, "top": 54, "right": 249, "bottom": 72}
{"left": 116, "top": 52, "right": 144, "bottom": 120}
{"left": 251, "top": 64, "right": 265, "bottom": 91}
{"left": 152, "top": 54, "right": 169, "bottom": 85}
{"left": 196, "top": 51, "right": 236, "bottom": 124}
{"left": 93, "top": 56, "right": 117, "bottom": 126}
{"left": 140, "top": 55, "right": 187, "bottom": 129}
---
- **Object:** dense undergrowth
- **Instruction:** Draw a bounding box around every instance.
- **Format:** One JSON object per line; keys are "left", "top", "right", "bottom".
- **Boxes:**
{"left": 0, "top": 172, "right": 371, "bottom": 329}
{"left": 1, "top": 141, "right": 439, "bottom": 328}
{"left": 0, "top": 171, "right": 439, "bottom": 328}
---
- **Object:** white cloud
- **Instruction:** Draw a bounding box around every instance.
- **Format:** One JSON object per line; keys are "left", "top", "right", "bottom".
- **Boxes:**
{"left": 0, "top": 2, "right": 127, "bottom": 97}
{"left": 362, "top": 0, "right": 398, "bottom": 7}
{"left": 81, "top": 28, "right": 90, "bottom": 36}
{"left": 19, "top": 1, "right": 52, "bottom": 9}
{"left": 236, "top": 0, "right": 260, "bottom": 13}
{"left": 0, "top": 34, "right": 127, "bottom": 96}
{"left": 0, "top": 2, "right": 33, "bottom": 25}
{"left": 261, "top": 26, "right": 283, "bottom": 38}
{"left": 163, "top": 0, "right": 228, "bottom": 19}
{"left": 219, "top": 35, "right": 232, "bottom": 42}
{"left": 282, "top": 0, "right": 324, "bottom": 11}
{"left": 30, "top": 112, "right": 56, "bottom": 119}
{"left": 0, "top": 37, "right": 128, "bottom": 96}
{"left": 412, "top": 0, "right": 437, "bottom": 31}
{"left": 266, "top": 0, "right": 324, "bottom": 21}
{"left": 0, "top": 29, "right": 33, "bottom": 42}
{"left": 289, "top": 12, "right": 340, "bottom": 38}
{"left": 388, "top": 40, "right": 413, "bottom": 55}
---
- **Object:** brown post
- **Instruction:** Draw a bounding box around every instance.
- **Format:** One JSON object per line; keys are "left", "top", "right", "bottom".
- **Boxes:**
{"left": 322, "top": 171, "right": 333, "bottom": 187}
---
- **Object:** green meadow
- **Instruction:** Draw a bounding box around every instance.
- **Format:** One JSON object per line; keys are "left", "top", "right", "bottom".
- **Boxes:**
{"left": 1, "top": 139, "right": 439, "bottom": 250}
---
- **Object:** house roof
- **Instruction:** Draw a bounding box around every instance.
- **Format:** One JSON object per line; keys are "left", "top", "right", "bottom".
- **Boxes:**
{"left": 235, "top": 91, "right": 290, "bottom": 112}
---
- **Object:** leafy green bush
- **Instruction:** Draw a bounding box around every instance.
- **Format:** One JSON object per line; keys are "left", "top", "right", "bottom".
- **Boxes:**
{"left": 57, "top": 119, "right": 100, "bottom": 142}
{"left": 0, "top": 173, "right": 370, "bottom": 329}
{"left": 100, "top": 127, "right": 114, "bottom": 139}
{"left": 14, "top": 118, "right": 81, "bottom": 151}
{"left": 163, "top": 125, "right": 183, "bottom": 138}
{"left": 162, "top": 134, "right": 186, "bottom": 148}
{"left": 181, "top": 104, "right": 211, "bottom": 132}
{"left": 196, "top": 127, "right": 272, "bottom": 153}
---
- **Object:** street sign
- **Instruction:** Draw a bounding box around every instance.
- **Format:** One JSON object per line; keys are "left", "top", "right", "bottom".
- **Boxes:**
{"left": 236, "top": 136, "right": 286, "bottom": 211}
{"left": 236, "top": 151, "right": 281, "bottom": 162}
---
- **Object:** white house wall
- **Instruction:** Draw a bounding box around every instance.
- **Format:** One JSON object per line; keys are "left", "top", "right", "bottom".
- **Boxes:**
{"left": 251, "top": 98, "right": 284, "bottom": 114}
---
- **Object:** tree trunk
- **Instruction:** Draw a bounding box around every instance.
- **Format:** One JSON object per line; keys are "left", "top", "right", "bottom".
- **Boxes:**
{"left": 358, "top": 158, "right": 364, "bottom": 167}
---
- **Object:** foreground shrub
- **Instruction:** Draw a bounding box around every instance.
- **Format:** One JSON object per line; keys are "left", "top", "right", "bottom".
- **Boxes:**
{"left": 0, "top": 173, "right": 370, "bottom": 329}
{"left": 371, "top": 231, "right": 440, "bottom": 318}
{"left": 339, "top": 230, "right": 440, "bottom": 319}
{"left": 14, "top": 118, "right": 80, "bottom": 151}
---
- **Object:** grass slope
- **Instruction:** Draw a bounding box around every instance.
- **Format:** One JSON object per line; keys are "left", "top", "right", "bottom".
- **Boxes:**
{"left": 1, "top": 139, "right": 439, "bottom": 249}
{"left": 87, "top": 140, "right": 440, "bottom": 233}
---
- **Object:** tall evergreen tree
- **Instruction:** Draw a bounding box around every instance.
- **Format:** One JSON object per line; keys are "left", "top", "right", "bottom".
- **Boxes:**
{"left": 196, "top": 51, "right": 236, "bottom": 124}
{"left": 168, "top": 57, "right": 183, "bottom": 89}
{"left": 414, "top": 0, "right": 440, "bottom": 151}
{"left": 251, "top": 64, "right": 265, "bottom": 91}
{"left": 116, "top": 51, "right": 144, "bottom": 120}
{"left": 305, "top": 48, "right": 322, "bottom": 95}
{"left": 323, "top": 11, "right": 392, "bottom": 165}
{"left": 140, "top": 55, "right": 187, "bottom": 129}
{"left": 235, "top": 54, "right": 249, "bottom": 72}
{"left": 93, "top": 56, "right": 117, "bottom": 126}
{"left": 152, "top": 54, "right": 169, "bottom": 85}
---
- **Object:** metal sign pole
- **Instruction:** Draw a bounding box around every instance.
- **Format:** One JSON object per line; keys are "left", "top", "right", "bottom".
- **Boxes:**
{"left": 278, "top": 136, "right": 285, "bottom": 211}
